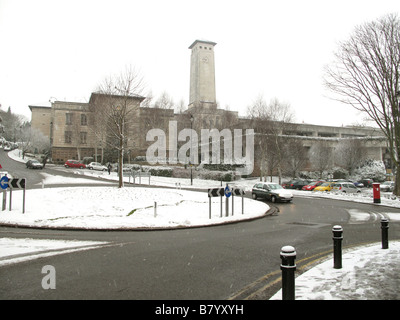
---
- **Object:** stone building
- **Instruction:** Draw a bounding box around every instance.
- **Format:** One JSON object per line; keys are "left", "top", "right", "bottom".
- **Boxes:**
{"left": 29, "top": 39, "right": 388, "bottom": 175}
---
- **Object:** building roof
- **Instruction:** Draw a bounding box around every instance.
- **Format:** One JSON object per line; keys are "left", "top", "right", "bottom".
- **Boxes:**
{"left": 28, "top": 104, "right": 51, "bottom": 112}
{"left": 89, "top": 92, "right": 146, "bottom": 104}
{"left": 189, "top": 39, "right": 217, "bottom": 49}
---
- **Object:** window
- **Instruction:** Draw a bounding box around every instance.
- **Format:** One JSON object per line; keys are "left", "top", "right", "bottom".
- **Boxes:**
{"left": 81, "top": 114, "right": 87, "bottom": 126}
{"left": 80, "top": 132, "right": 87, "bottom": 144}
{"left": 65, "top": 131, "right": 72, "bottom": 143}
{"left": 66, "top": 113, "right": 73, "bottom": 125}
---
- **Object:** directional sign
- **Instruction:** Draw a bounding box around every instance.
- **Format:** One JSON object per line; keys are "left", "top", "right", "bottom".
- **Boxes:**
{"left": 8, "top": 178, "right": 26, "bottom": 189}
{"left": 0, "top": 176, "right": 8, "bottom": 190}
{"left": 224, "top": 185, "right": 232, "bottom": 198}
{"left": 208, "top": 187, "right": 224, "bottom": 197}
{"left": 232, "top": 187, "right": 245, "bottom": 196}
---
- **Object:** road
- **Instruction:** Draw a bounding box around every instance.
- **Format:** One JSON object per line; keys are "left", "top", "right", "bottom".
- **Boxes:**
{"left": 0, "top": 149, "right": 117, "bottom": 189}
{"left": 0, "top": 150, "right": 399, "bottom": 300}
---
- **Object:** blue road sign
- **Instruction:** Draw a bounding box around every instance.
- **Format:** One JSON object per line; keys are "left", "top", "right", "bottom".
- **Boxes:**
{"left": 224, "top": 185, "right": 232, "bottom": 198}
{"left": 0, "top": 176, "right": 9, "bottom": 190}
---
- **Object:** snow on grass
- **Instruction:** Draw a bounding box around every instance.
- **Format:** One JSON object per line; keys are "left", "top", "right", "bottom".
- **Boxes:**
{"left": 0, "top": 186, "right": 269, "bottom": 230}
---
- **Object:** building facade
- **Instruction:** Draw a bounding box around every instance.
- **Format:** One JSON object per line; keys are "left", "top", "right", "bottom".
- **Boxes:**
{"left": 29, "top": 39, "right": 389, "bottom": 174}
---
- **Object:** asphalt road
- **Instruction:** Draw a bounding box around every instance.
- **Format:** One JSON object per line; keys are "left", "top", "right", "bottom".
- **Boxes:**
{"left": 0, "top": 150, "right": 117, "bottom": 189}
{"left": 0, "top": 150, "right": 399, "bottom": 300}
{"left": 1, "top": 197, "right": 399, "bottom": 300}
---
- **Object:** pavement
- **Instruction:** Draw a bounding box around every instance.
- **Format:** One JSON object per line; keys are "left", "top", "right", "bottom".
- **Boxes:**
{"left": 270, "top": 240, "right": 400, "bottom": 300}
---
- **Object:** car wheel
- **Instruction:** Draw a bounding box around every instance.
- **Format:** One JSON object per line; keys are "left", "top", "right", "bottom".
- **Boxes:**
{"left": 271, "top": 195, "right": 277, "bottom": 203}
{"left": 252, "top": 193, "right": 257, "bottom": 200}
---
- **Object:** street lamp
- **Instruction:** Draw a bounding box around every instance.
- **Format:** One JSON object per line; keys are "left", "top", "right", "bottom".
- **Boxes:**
{"left": 190, "top": 114, "right": 194, "bottom": 186}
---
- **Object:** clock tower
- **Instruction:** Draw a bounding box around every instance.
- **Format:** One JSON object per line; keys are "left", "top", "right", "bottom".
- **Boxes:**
{"left": 188, "top": 40, "right": 217, "bottom": 109}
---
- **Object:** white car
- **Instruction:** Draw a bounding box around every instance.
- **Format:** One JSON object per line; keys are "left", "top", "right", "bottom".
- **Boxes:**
{"left": 331, "top": 182, "right": 361, "bottom": 193}
{"left": 87, "top": 162, "right": 107, "bottom": 171}
{"left": 380, "top": 181, "right": 395, "bottom": 192}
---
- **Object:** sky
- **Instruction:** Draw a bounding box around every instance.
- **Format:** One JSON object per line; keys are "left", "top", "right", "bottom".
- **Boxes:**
{"left": 0, "top": 0, "right": 398, "bottom": 126}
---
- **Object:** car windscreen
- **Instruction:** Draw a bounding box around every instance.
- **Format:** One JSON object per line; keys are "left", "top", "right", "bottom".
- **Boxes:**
{"left": 268, "top": 184, "right": 283, "bottom": 190}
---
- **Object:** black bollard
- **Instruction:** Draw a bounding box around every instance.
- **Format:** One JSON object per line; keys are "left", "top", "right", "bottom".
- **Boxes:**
{"left": 332, "top": 225, "right": 343, "bottom": 269}
{"left": 381, "top": 218, "right": 389, "bottom": 249}
{"left": 280, "top": 245, "right": 296, "bottom": 300}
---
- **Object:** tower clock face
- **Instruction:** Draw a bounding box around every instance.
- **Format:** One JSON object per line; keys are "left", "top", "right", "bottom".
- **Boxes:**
{"left": 202, "top": 56, "right": 209, "bottom": 63}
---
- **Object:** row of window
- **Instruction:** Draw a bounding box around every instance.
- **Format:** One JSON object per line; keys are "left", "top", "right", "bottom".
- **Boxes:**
{"left": 66, "top": 113, "right": 87, "bottom": 126}
{"left": 65, "top": 131, "right": 87, "bottom": 144}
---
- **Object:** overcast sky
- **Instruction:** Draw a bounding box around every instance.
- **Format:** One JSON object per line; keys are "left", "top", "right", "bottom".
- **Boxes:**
{"left": 0, "top": 0, "right": 398, "bottom": 126}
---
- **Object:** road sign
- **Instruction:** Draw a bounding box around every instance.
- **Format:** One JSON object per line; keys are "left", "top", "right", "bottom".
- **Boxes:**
{"left": 0, "top": 176, "right": 8, "bottom": 190}
{"left": 208, "top": 187, "right": 224, "bottom": 197}
{"left": 232, "top": 187, "right": 245, "bottom": 196}
{"left": 4, "top": 178, "right": 26, "bottom": 213}
{"left": 208, "top": 187, "right": 224, "bottom": 219}
{"left": 224, "top": 185, "right": 232, "bottom": 198}
{"left": 8, "top": 178, "right": 26, "bottom": 189}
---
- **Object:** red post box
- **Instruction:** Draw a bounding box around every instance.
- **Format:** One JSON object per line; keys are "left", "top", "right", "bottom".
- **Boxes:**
{"left": 373, "top": 182, "right": 381, "bottom": 204}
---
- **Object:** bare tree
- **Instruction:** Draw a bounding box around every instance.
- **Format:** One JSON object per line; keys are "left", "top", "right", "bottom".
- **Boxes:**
{"left": 247, "top": 95, "right": 270, "bottom": 180}
{"left": 153, "top": 91, "right": 174, "bottom": 110}
{"left": 334, "top": 138, "right": 367, "bottom": 175}
{"left": 247, "top": 95, "right": 295, "bottom": 183}
{"left": 309, "top": 141, "right": 333, "bottom": 178}
{"left": 324, "top": 13, "right": 400, "bottom": 194}
{"left": 92, "top": 66, "right": 145, "bottom": 188}
{"left": 283, "top": 137, "right": 308, "bottom": 178}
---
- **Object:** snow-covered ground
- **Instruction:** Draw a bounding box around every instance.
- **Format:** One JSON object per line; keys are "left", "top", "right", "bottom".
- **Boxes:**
{"left": 0, "top": 238, "right": 109, "bottom": 267}
{"left": 1, "top": 149, "right": 271, "bottom": 229}
{"left": 0, "top": 186, "right": 269, "bottom": 229}
{"left": 270, "top": 241, "right": 400, "bottom": 300}
{"left": 3, "top": 150, "right": 400, "bottom": 300}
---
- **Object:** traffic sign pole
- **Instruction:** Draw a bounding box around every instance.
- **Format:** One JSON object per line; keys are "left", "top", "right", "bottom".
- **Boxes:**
{"left": 2, "top": 190, "right": 6, "bottom": 211}
{"left": 9, "top": 189, "right": 12, "bottom": 211}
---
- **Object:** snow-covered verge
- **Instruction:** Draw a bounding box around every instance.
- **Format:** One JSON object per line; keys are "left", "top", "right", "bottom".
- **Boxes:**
{"left": 270, "top": 241, "right": 400, "bottom": 300}
{"left": 292, "top": 189, "right": 400, "bottom": 212}
{"left": 0, "top": 238, "right": 109, "bottom": 267}
{"left": 0, "top": 186, "right": 270, "bottom": 230}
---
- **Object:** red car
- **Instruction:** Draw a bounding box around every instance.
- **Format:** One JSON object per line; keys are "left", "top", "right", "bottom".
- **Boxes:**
{"left": 64, "top": 159, "right": 86, "bottom": 169}
{"left": 302, "top": 180, "right": 325, "bottom": 191}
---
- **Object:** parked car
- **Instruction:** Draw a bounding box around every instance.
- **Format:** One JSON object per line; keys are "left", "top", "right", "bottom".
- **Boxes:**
{"left": 331, "top": 182, "right": 361, "bottom": 193}
{"left": 87, "top": 162, "right": 107, "bottom": 171}
{"left": 360, "top": 179, "right": 373, "bottom": 188}
{"left": 353, "top": 181, "right": 364, "bottom": 188}
{"left": 282, "top": 179, "right": 312, "bottom": 190}
{"left": 336, "top": 179, "right": 364, "bottom": 188}
{"left": 380, "top": 181, "right": 395, "bottom": 192}
{"left": 26, "top": 159, "right": 44, "bottom": 169}
{"left": 314, "top": 181, "right": 336, "bottom": 192}
{"left": 302, "top": 180, "right": 325, "bottom": 191}
{"left": 252, "top": 182, "right": 294, "bottom": 203}
{"left": 64, "top": 160, "right": 86, "bottom": 169}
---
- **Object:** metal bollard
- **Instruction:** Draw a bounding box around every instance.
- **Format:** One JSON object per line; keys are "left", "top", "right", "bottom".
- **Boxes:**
{"left": 381, "top": 218, "right": 389, "bottom": 249}
{"left": 280, "top": 245, "right": 296, "bottom": 300}
{"left": 332, "top": 225, "right": 343, "bottom": 269}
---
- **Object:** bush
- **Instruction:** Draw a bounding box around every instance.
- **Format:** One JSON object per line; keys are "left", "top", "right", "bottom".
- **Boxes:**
{"left": 353, "top": 160, "right": 386, "bottom": 182}
{"left": 203, "top": 163, "right": 245, "bottom": 171}
{"left": 197, "top": 170, "right": 238, "bottom": 182}
{"left": 141, "top": 165, "right": 173, "bottom": 177}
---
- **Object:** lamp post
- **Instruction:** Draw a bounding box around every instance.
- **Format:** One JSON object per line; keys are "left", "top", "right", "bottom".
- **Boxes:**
{"left": 190, "top": 114, "right": 194, "bottom": 186}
